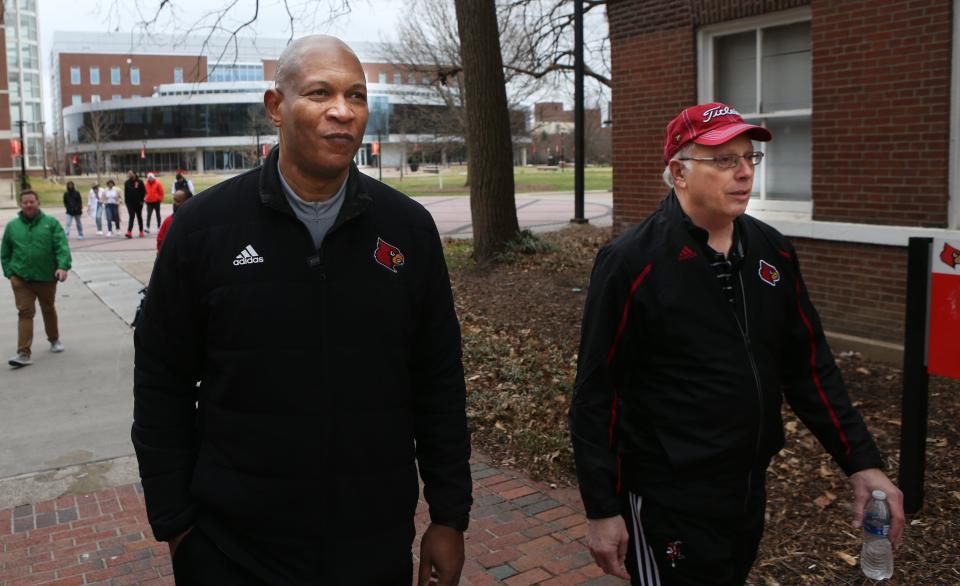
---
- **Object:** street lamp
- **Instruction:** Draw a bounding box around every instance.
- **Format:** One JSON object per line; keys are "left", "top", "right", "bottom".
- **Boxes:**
{"left": 16, "top": 119, "right": 28, "bottom": 189}
{"left": 376, "top": 128, "right": 383, "bottom": 182}
{"left": 571, "top": 0, "right": 588, "bottom": 225}
{"left": 39, "top": 121, "right": 47, "bottom": 179}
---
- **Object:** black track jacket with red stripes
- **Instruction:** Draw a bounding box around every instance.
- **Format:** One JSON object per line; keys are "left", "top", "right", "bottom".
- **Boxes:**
{"left": 570, "top": 192, "right": 882, "bottom": 520}
{"left": 132, "top": 146, "right": 471, "bottom": 584}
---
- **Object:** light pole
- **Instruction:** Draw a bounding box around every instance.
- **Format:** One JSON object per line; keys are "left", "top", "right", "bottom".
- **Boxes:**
{"left": 571, "top": 0, "right": 588, "bottom": 224}
{"left": 377, "top": 128, "right": 383, "bottom": 182}
{"left": 39, "top": 121, "right": 47, "bottom": 179}
{"left": 16, "top": 119, "right": 28, "bottom": 189}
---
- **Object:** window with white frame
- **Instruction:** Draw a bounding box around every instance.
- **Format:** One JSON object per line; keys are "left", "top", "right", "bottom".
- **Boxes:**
{"left": 89, "top": 66, "right": 100, "bottom": 85}
{"left": 71, "top": 95, "right": 81, "bottom": 106}
{"left": 112, "top": 94, "right": 122, "bottom": 100}
{"left": 174, "top": 67, "right": 183, "bottom": 84}
{"left": 393, "top": 72, "right": 401, "bottom": 85}
{"left": 130, "top": 67, "right": 140, "bottom": 85}
{"left": 91, "top": 94, "right": 100, "bottom": 103}
{"left": 70, "top": 66, "right": 80, "bottom": 85}
{"left": 378, "top": 72, "right": 386, "bottom": 84}
{"left": 699, "top": 9, "right": 811, "bottom": 209}
{"left": 111, "top": 67, "right": 120, "bottom": 85}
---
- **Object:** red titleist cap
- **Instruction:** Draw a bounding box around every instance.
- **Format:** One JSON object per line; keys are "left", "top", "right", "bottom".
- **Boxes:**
{"left": 663, "top": 103, "right": 772, "bottom": 165}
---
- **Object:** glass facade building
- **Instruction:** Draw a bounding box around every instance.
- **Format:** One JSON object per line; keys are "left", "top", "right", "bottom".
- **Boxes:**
{"left": 5, "top": 0, "right": 45, "bottom": 170}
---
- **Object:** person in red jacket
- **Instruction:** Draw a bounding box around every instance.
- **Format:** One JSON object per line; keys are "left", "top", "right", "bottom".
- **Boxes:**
{"left": 155, "top": 189, "right": 191, "bottom": 252}
{"left": 143, "top": 173, "right": 165, "bottom": 233}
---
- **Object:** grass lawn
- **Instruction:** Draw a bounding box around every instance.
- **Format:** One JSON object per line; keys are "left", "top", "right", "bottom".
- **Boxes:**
{"left": 28, "top": 166, "right": 611, "bottom": 208}
{"left": 29, "top": 173, "right": 239, "bottom": 208}
{"left": 381, "top": 166, "right": 612, "bottom": 196}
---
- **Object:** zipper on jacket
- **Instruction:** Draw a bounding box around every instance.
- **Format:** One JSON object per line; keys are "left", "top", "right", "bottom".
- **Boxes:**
{"left": 732, "top": 272, "right": 764, "bottom": 512}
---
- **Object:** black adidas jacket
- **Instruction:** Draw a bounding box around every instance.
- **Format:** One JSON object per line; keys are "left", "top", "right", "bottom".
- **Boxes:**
{"left": 132, "top": 147, "right": 472, "bottom": 584}
{"left": 570, "top": 192, "right": 882, "bottom": 520}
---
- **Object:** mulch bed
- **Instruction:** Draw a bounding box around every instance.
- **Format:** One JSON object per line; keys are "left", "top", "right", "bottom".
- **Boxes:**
{"left": 447, "top": 225, "right": 959, "bottom": 585}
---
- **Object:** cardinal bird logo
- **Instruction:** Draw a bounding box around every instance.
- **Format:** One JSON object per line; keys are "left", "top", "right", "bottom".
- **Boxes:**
{"left": 374, "top": 237, "right": 405, "bottom": 273}
{"left": 940, "top": 242, "right": 960, "bottom": 270}
{"left": 758, "top": 259, "right": 780, "bottom": 287}
{"left": 665, "top": 540, "right": 684, "bottom": 568}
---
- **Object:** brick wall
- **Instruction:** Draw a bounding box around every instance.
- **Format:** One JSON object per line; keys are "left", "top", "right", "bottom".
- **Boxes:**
{"left": 792, "top": 238, "right": 907, "bottom": 342}
{"left": 811, "top": 0, "right": 952, "bottom": 226}
{"left": 58, "top": 54, "right": 207, "bottom": 108}
{"left": 608, "top": 0, "right": 696, "bottom": 231}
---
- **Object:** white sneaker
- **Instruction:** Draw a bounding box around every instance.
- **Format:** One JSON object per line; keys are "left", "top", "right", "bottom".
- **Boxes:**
{"left": 107, "top": 231, "right": 113, "bottom": 237}
{"left": 50, "top": 340, "right": 64, "bottom": 353}
{"left": 144, "top": 228, "right": 151, "bottom": 234}
{"left": 96, "top": 230, "right": 103, "bottom": 235}
{"left": 8, "top": 353, "right": 31, "bottom": 367}
{"left": 77, "top": 235, "right": 84, "bottom": 240}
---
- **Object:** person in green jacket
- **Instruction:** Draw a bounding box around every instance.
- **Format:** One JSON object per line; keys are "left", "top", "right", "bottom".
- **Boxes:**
{"left": 1, "top": 190, "right": 72, "bottom": 368}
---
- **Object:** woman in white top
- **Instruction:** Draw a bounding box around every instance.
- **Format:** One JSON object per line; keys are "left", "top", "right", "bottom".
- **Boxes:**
{"left": 101, "top": 180, "right": 123, "bottom": 236}
{"left": 88, "top": 183, "right": 104, "bottom": 234}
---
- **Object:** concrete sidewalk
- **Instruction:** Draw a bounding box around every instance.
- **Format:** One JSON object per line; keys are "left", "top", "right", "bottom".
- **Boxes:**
{"left": 0, "top": 193, "right": 620, "bottom": 584}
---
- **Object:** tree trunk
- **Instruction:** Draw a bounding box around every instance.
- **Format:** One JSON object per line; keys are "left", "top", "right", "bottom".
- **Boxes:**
{"left": 454, "top": 0, "right": 519, "bottom": 262}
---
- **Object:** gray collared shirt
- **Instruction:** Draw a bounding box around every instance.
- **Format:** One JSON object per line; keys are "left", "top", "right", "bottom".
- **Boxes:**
{"left": 277, "top": 163, "right": 347, "bottom": 249}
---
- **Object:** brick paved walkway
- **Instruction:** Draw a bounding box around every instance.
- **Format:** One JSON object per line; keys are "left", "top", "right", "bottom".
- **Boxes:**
{"left": 0, "top": 456, "right": 623, "bottom": 586}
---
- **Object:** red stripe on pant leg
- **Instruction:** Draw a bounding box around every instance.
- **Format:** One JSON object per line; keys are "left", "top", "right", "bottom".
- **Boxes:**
{"left": 795, "top": 281, "right": 852, "bottom": 457}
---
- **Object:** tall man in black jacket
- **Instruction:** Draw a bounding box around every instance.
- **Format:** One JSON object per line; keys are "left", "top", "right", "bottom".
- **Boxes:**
{"left": 570, "top": 103, "right": 904, "bottom": 585}
{"left": 132, "top": 35, "right": 472, "bottom": 585}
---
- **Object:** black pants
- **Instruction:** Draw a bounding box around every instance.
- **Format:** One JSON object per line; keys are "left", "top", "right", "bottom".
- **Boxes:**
{"left": 172, "top": 526, "right": 414, "bottom": 585}
{"left": 146, "top": 201, "right": 162, "bottom": 230}
{"left": 172, "top": 528, "right": 268, "bottom": 586}
{"left": 126, "top": 203, "right": 143, "bottom": 233}
{"left": 624, "top": 490, "right": 766, "bottom": 586}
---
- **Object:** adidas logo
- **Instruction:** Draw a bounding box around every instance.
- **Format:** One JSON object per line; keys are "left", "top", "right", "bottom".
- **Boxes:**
{"left": 677, "top": 246, "right": 697, "bottom": 261}
{"left": 233, "top": 244, "right": 264, "bottom": 266}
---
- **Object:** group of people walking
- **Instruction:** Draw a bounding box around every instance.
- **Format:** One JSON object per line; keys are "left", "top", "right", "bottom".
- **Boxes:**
{"left": 63, "top": 171, "right": 191, "bottom": 239}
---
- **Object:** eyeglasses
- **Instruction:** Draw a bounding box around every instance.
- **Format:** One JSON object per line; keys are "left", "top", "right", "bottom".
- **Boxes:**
{"left": 678, "top": 151, "right": 764, "bottom": 169}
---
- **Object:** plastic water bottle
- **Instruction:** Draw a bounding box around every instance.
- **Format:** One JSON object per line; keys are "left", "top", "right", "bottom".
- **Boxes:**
{"left": 860, "top": 490, "right": 893, "bottom": 580}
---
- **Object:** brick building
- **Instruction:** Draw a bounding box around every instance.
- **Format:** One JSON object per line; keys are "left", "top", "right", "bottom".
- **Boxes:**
{"left": 531, "top": 102, "right": 610, "bottom": 165}
{"left": 607, "top": 0, "right": 958, "bottom": 354}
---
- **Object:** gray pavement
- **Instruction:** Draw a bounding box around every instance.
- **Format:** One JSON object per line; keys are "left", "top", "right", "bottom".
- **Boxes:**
{"left": 0, "top": 190, "right": 611, "bottom": 509}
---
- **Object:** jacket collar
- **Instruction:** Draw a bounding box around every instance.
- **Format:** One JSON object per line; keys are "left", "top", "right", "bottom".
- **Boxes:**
{"left": 659, "top": 190, "right": 748, "bottom": 260}
{"left": 18, "top": 209, "right": 43, "bottom": 224}
{"left": 258, "top": 145, "right": 372, "bottom": 232}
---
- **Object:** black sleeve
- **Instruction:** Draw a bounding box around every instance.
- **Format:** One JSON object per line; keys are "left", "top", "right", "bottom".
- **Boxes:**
{"left": 570, "top": 246, "right": 643, "bottom": 519}
{"left": 411, "top": 222, "right": 472, "bottom": 530}
{"left": 131, "top": 214, "right": 206, "bottom": 541}
{"left": 781, "top": 244, "right": 883, "bottom": 475}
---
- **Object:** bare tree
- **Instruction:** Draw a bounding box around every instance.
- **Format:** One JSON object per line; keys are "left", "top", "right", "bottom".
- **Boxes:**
{"left": 242, "top": 103, "right": 276, "bottom": 167}
{"left": 502, "top": 0, "right": 610, "bottom": 87}
{"left": 102, "top": 0, "right": 357, "bottom": 83}
{"left": 454, "top": 0, "right": 519, "bottom": 262}
{"left": 79, "top": 110, "right": 123, "bottom": 185}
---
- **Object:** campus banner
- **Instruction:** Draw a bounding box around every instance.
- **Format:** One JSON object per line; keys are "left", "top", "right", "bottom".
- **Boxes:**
{"left": 928, "top": 238, "right": 960, "bottom": 379}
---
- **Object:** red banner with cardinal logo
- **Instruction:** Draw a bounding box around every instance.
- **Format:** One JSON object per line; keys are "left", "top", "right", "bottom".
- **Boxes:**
{"left": 929, "top": 239, "right": 960, "bottom": 379}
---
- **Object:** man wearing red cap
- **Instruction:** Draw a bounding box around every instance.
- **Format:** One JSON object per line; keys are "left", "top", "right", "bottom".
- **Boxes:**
{"left": 570, "top": 103, "right": 903, "bottom": 585}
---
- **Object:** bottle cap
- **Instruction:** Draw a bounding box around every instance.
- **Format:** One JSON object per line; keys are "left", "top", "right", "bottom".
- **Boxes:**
{"left": 872, "top": 490, "right": 887, "bottom": 500}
